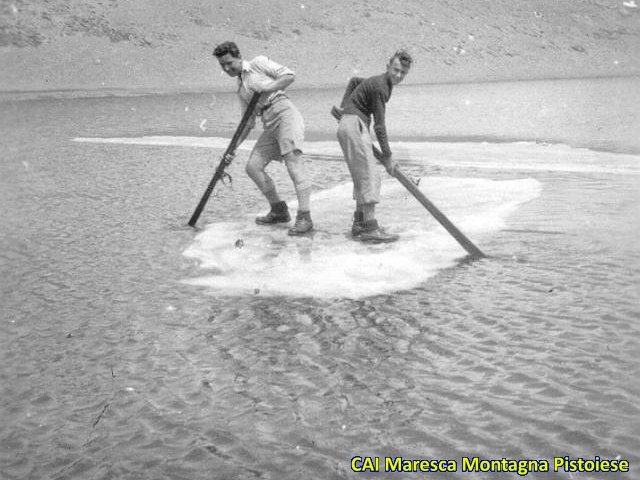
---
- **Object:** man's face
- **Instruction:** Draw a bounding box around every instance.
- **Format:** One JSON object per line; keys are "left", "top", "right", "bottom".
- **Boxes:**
{"left": 386, "top": 58, "right": 410, "bottom": 85}
{"left": 217, "top": 53, "right": 243, "bottom": 77}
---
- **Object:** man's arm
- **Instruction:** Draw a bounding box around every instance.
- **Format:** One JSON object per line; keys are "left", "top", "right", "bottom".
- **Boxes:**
{"left": 251, "top": 55, "right": 295, "bottom": 93}
{"left": 372, "top": 93, "right": 391, "bottom": 159}
{"left": 372, "top": 93, "right": 397, "bottom": 174}
{"left": 260, "top": 73, "right": 294, "bottom": 93}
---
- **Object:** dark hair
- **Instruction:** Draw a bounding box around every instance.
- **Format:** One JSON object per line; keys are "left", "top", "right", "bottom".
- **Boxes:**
{"left": 389, "top": 49, "right": 413, "bottom": 68}
{"left": 213, "top": 41, "right": 241, "bottom": 58}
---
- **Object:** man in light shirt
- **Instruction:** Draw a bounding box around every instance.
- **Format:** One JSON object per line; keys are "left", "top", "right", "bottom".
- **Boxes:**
{"left": 213, "top": 41, "right": 313, "bottom": 235}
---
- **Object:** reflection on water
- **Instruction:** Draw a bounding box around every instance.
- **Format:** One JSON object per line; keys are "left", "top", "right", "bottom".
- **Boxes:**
{"left": 1, "top": 78, "right": 639, "bottom": 479}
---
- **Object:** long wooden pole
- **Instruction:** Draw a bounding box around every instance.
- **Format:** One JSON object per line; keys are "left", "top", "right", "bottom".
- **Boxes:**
{"left": 393, "top": 167, "right": 485, "bottom": 258}
{"left": 188, "top": 92, "right": 261, "bottom": 227}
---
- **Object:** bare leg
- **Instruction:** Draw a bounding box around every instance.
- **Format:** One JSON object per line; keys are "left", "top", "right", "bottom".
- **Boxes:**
{"left": 283, "top": 150, "right": 311, "bottom": 212}
{"left": 246, "top": 153, "right": 281, "bottom": 204}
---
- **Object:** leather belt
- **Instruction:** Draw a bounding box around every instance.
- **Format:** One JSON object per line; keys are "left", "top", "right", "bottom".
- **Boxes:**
{"left": 259, "top": 95, "right": 285, "bottom": 115}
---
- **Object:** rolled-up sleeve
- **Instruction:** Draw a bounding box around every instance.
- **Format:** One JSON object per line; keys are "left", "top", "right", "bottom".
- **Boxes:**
{"left": 252, "top": 55, "right": 294, "bottom": 79}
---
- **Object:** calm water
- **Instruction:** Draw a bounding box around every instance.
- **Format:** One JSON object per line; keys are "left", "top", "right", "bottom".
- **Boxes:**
{"left": 1, "top": 77, "right": 639, "bottom": 479}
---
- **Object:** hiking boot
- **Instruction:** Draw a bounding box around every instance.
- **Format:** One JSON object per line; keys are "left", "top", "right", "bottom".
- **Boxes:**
{"left": 351, "top": 211, "right": 365, "bottom": 237}
{"left": 255, "top": 201, "right": 290, "bottom": 225}
{"left": 358, "top": 219, "right": 399, "bottom": 244}
{"left": 288, "top": 211, "right": 313, "bottom": 236}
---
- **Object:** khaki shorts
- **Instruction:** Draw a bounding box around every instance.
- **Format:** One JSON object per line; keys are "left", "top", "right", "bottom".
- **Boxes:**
{"left": 250, "top": 98, "right": 305, "bottom": 163}
{"left": 337, "top": 114, "right": 381, "bottom": 204}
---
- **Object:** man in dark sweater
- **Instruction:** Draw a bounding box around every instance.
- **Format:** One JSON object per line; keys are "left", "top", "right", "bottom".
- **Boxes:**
{"left": 335, "top": 50, "right": 412, "bottom": 243}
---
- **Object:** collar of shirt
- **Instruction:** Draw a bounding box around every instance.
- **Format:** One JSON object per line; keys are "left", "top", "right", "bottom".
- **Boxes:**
{"left": 240, "top": 60, "right": 252, "bottom": 75}
{"left": 237, "top": 59, "right": 286, "bottom": 112}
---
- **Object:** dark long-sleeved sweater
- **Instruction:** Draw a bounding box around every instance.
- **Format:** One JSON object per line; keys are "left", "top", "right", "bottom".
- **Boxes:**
{"left": 339, "top": 74, "right": 393, "bottom": 159}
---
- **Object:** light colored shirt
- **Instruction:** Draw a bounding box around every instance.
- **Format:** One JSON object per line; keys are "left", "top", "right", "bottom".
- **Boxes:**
{"left": 237, "top": 56, "right": 294, "bottom": 124}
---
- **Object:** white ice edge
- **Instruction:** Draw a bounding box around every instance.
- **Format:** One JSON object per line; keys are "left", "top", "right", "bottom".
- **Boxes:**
{"left": 73, "top": 135, "right": 640, "bottom": 175}
{"left": 181, "top": 176, "right": 542, "bottom": 299}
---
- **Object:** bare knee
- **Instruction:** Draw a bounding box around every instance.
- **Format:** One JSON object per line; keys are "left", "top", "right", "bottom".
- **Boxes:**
{"left": 285, "top": 151, "right": 311, "bottom": 191}
{"left": 283, "top": 149, "right": 302, "bottom": 163}
{"left": 245, "top": 155, "right": 263, "bottom": 179}
{"left": 245, "top": 161, "right": 254, "bottom": 178}
{"left": 284, "top": 150, "right": 304, "bottom": 178}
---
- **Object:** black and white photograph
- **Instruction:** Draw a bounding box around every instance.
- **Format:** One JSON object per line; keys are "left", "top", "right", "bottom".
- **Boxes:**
{"left": 1, "top": 1, "right": 639, "bottom": 479}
